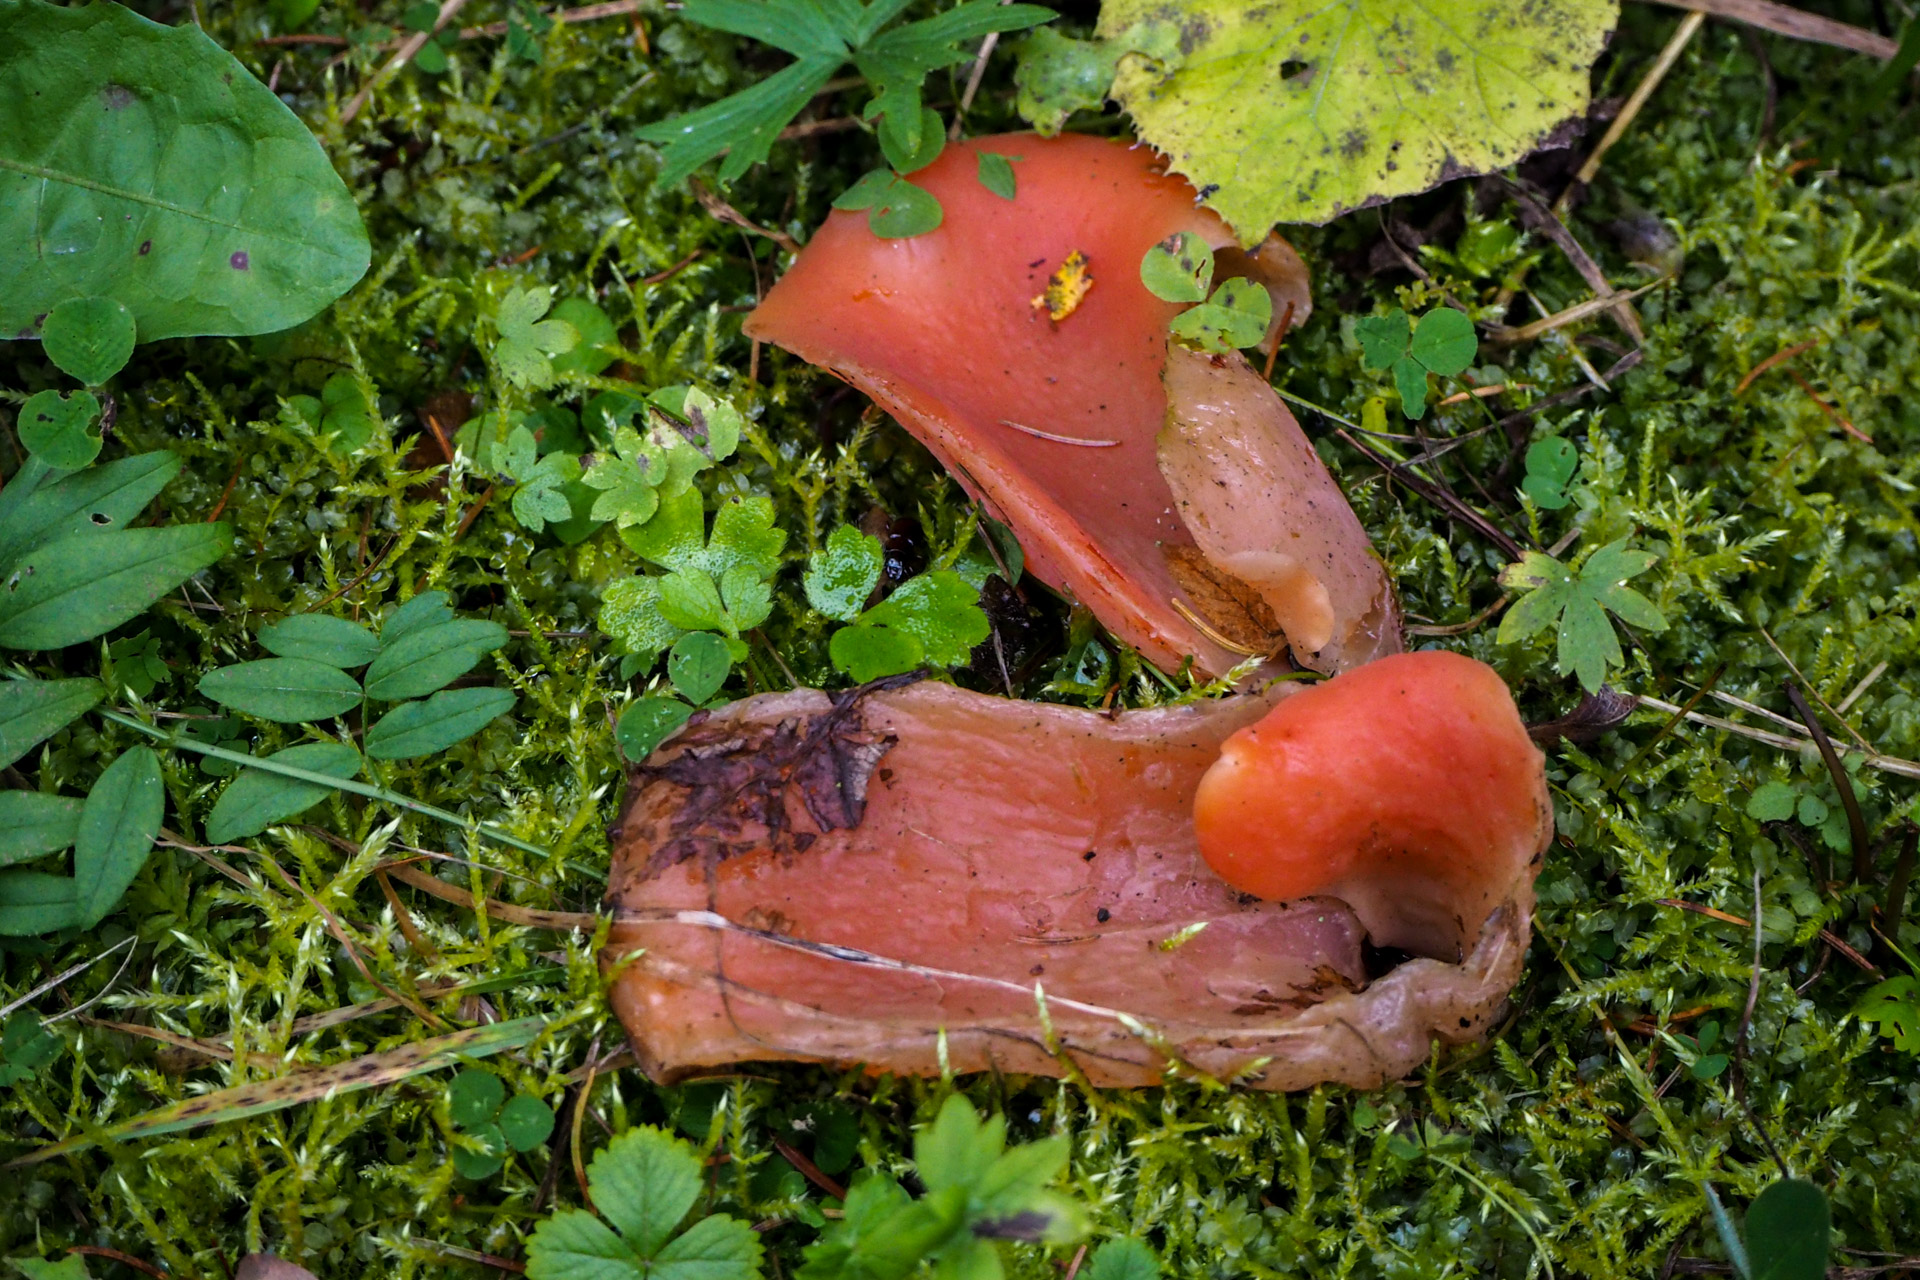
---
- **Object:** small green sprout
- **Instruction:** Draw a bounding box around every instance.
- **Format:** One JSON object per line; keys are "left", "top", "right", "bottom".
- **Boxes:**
{"left": 832, "top": 170, "right": 944, "bottom": 239}
{"left": 279, "top": 372, "right": 378, "bottom": 454}
{"left": 527, "top": 1124, "right": 762, "bottom": 1280}
{"left": 1355, "top": 306, "right": 1478, "bottom": 418}
{"left": 447, "top": 1068, "right": 555, "bottom": 1179}
{"left": 1138, "top": 234, "right": 1272, "bottom": 354}
{"left": 802, "top": 525, "right": 990, "bottom": 682}
{"left": 488, "top": 285, "right": 579, "bottom": 390}
{"left": 489, "top": 425, "right": 580, "bottom": 535}
{"left": 0, "top": 1012, "right": 61, "bottom": 1087}
{"left": 1496, "top": 539, "right": 1668, "bottom": 692}
{"left": 401, "top": 0, "right": 460, "bottom": 72}
{"left": 1521, "top": 437, "right": 1579, "bottom": 510}
{"left": 1677, "top": 1018, "right": 1730, "bottom": 1081}
{"left": 976, "top": 152, "right": 1019, "bottom": 200}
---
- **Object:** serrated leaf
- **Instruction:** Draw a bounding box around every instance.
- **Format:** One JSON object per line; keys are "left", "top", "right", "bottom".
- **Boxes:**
{"left": 1746, "top": 1179, "right": 1831, "bottom": 1280}
{"left": 0, "top": 677, "right": 103, "bottom": 772}
{"left": 0, "top": 791, "right": 85, "bottom": 866}
{"left": 17, "top": 390, "right": 103, "bottom": 471}
{"left": 1082, "top": 1239, "right": 1160, "bottom": 1280}
{"left": 73, "top": 745, "right": 163, "bottom": 927}
{"left": 199, "top": 658, "right": 363, "bottom": 723}
{"left": 42, "top": 295, "right": 137, "bottom": 386}
{"left": 856, "top": 570, "right": 990, "bottom": 668}
{"left": 1557, "top": 593, "right": 1619, "bottom": 694}
{"left": 651, "top": 1213, "right": 764, "bottom": 1280}
{"left": 6, "top": 1254, "right": 90, "bottom": 1280}
{"left": 493, "top": 286, "right": 579, "bottom": 389}
{"left": 0, "top": 450, "right": 181, "bottom": 566}
{"left": 363, "top": 618, "right": 508, "bottom": 700}
{"left": 258, "top": 614, "right": 381, "bottom": 668}
{"left": 0, "top": 0, "right": 371, "bottom": 342}
{"left": 583, "top": 1126, "right": 704, "bottom": 1257}
{"left": 365, "top": 687, "right": 515, "bottom": 759}
{"left": 204, "top": 741, "right": 360, "bottom": 843}
{"left": 1103, "top": 0, "right": 1618, "bottom": 237}
{"left": 805, "top": 525, "right": 884, "bottom": 622}
{"left": 0, "top": 870, "right": 80, "bottom": 935}
{"left": 1013, "top": 28, "right": 1124, "bottom": 134}
{"left": 0, "top": 523, "right": 231, "bottom": 650}
{"left": 829, "top": 623, "right": 925, "bottom": 682}
{"left": 1746, "top": 781, "right": 1798, "bottom": 823}
{"left": 1853, "top": 976, "right": 1920, "bottom": 1052}
{"left": 638, "top": 54, "right": 843, "bottom": 189}
{"left": 600, "top": 579, "right": 687, "bottom": 664}
{"left": 916, "top": 1094, "right": 1004, "bottom": 1195}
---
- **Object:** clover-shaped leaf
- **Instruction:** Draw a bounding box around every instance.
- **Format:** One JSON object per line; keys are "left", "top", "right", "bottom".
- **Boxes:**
{"left": 828, "top": 570, "right": 989, "bottom": 681}
{"left": 1168, "top": 276, "right": 1272, "bottom": 353}
{"left": 1355, "top": 306, "right": 1478, "bottom": 419}
{"left": 490, "top": 425, "right": 579, "bottom": 533}
{"left": 527, "top": 1126, "right": 763, "bottom": 1280}
{"left": 1521, "top": 436, "right": 1579, "bottom": 510}
{"left": 17, "top": 390, "right": 103, "bottom": 471}
{"left": 492, "top": 286, "right": 579, "bottom": 389}
{"left": 1497, "top": 539, "right": 1668, "bottom": 692}
{"left": 448, "top": 1069, "right": 554, "bottom": 1179}
{"left": 583, "top": 426, "right": 670, "bottom": 529}
{"left": 1139, "top": 231, "right": 1213, "bottom": 304}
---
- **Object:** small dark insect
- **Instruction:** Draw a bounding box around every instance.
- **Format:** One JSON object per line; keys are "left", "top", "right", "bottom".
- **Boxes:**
{"left": 858, "top": 507, "right": 927, "bottom": 607}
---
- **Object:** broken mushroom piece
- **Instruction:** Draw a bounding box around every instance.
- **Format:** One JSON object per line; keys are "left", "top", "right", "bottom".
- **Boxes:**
{"left": 744, "top": 132, "right": 1396, "bottom": 677}
{"left": 603, "top": 655, "right": 1551, "bottom": 1090}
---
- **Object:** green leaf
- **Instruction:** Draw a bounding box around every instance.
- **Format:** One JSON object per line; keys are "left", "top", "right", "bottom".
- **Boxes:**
{"left": 1408, "top": 307, "right": 1477, "bottom": 376}
{"left": 381, "top": 590, "right": 456, "bottom": 645}
{"left": 620, "top": 487, "right": 707, "bottom": 573}
{"left": 1082, "top": 1239, "right": 1160, "bottom": 1280}
{"left": 916, "top": 1095, "right": 1004, "bottom": 1195}
{"left": 0, "top": 523, "right": 231, "bottom": 650}
{"left": 16, "top": 390, "right": 103, "bottom": 472}
{"left": 6, "top": 1255, "right": 91, "bottom": 1280}
{"left": 365, "top": 687, "right": 515, "bottom": 760}
{"left": 1102, "top": 0, "right": 1617, "bottom": 236}
{"left": 976, "top": 152, "right": 1018, "bottom": 200}
{"left": 1139, "top": 232, "right": 1214, "bottom": 304}
{"left": 492, "top": 286, "right": 579, "bottom": 390}
{"left": 449, "top": 1068, "right": 507, "bottom": 1128}
{"left": 1853, "top": 976, "right": 1920, "bottom": 1052}
{"left": 651, "top": 1214, "right": 765, "bottom": 1280}
{"left": 1746, "top": 1180, "right": 1831, "bottom": 1280}
{"left": 1012, "top": 28, "right": 1123, "bottom": 134}
{"left": 1497, "top": 540, "right": 1665, "bottom": 691}
{"left": 0, "top": 1010, "right": 63, "bottom": 1087}
{"left": 314, "top": 373, "right": 378, "bottom": 453}
{"left": 452, "top": 1126, "right": 508, "bottom": 1180}
{"left": 1557, "top": 594, "right": 1618, "bottom": 694}
{"left": 1168, "top": 276, "right": 1271, "bottom": 353}
{"left": 0, "top": 0, "right": 371, "bottom": 341}
{"left": 199, "top": 658, "right": 363, "bottom": 723}
{"left": 856, "top": 570, "right": 991, "bottom": 668}
{"left": 1522, "top": 437, "right": 1578, "bottom": 510}
{"left": 0, "top": 871, "right": 79, "bottom": 935}
{"left": 868, "top": 176, "right": 943, "bottom": 238}
{"left": 1746, "top": 781, "right": 1798, "bottom": 823}
{"left": 637, "top": 54, "right": 843, "bottom": 189}
{"left": 1355, "top": 309, "right": 1411, "bottom": 370}
{"left": 0, "top": 792, "right": 85, "bottom": 867}
{"left": 668, "top": 633, "right": 732, "bottom": 705}
{"left": 580, "top": 1127, "right": 704, "bottom": 1257}
{"left": 549, "top": 298, "right": 619, "bottom": 377}
{"left": 202, "top": 741, "right": 360, "bottom": 843}
{"left": 41, "top": 296, "right": 137, "bottom": 385}
{"left": 73, "top": 745, "right": 163, "bottom": 927}
{"left": 1392, "top": 356, "right": 1430, "bottom": 419}
{"left": 617, "top": 698, "right": 697, "bottom": 763}
{"left": 525, "top": 1210, "right": 640, "bottom": 1280}
{"left": 258, "top": 614, "right": 381, "bottom": 669}
{"left": 805, "top": 525, "right": 884, "bottom": 622}
{"left": 880, "top": 106, "right": 947, "bottom": 174}
{"left": 834, "top": 169, "right": 900, "bottom": 211}
{"left": 499, "top": 1094, "right": 557, "bottom": 1152}
{"left": 0, "top": 677, "right": 103, "bottom": 772}
{"left": 0, "top": 451, "right": 181, "bottom": 566}
{"left": 362, "top": 619, "right": 508, "bottom": 700}
{"left": 601, "top": 580, "right": 688, "bottom": 666}
{"left": 830, "top": 624, "right": 925, "bottom": 683}
{"left": 705, "top": 496, "right": 787, "bottom": 580}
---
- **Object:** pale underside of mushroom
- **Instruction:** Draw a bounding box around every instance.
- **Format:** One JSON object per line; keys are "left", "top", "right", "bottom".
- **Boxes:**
{"left": 604, "top": 679, "right": 1539, "bottom": 1090}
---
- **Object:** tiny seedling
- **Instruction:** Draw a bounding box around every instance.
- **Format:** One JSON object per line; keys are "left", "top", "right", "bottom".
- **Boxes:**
{"left": 488, "top": 285, "right": 580, "bottom": 391}
{"left": 1676, "top": 1018, "right": 1730, "bottom": 1081}
{"left": 1496, "top": 539, "right": 1669, "bottom": 692}
{"left": 1355, "top": 306, "right": 1479, "bottom": 418}
{"left": 1138, "top": 234, "right": 1273, "bottom": 354}
{"left": 1521, "top": 437, "right": 1579, "bottom": 510}
{"left": 526, "top": 1124, "right": 762, "bottom": 1280}
{"left": 599, "top": 491, "right": 786, "bottom": 668}
{"left": 802, "top": 525, "right": 991, "bottom": 681}
{"left": 447, "top": 1068, "right": 555, "bottom": 1179}
{"left": 0, "top": 1012, "right": 61, "bottom": 1086}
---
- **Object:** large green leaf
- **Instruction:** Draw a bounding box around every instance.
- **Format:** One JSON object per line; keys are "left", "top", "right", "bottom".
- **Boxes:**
{"left": 73, "top": 745, "right": 164, "bottom": 927}
{"left": 0, "top": 524, "right": 232, "bottom": 650}
{"left": 0, "top": 792, "right": 85, "bottom": 867}
{"left": 0, "top": 677, "right": 102, "bottom": 771}
{"left": 0, "top": 0, "right": 370, "bottom": 342}
{"left": 1102, "top": 0, "right": 1618, "bottom": 237}
{"left": 364, "top": 687, "right": 516, "bottom": 760}
{"left": 363, "top": 619, "right": 509, "bottom": 701}
{"left": 0, "top": 451, "right": 182, "bottom": 566}
{"left": 0, "top": 871, "right": 79, "bottom": 936}
{"left": 198, "top": 657, "right": 363, "bottom": 723}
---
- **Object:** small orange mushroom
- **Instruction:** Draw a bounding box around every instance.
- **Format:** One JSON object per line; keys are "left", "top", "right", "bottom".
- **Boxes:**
{"left": 1194, "top": 651, "right": 1552, "bottom": 959}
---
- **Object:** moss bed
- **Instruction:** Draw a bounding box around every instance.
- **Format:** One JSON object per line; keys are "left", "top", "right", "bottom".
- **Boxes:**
{"left": 5, "top": 1, "right": 1920, "bottom": 1275}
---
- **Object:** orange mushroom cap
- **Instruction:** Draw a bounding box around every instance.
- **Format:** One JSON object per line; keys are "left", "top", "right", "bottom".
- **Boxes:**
{"left": 1194, "top": 650, "right": 1553, "bottom": 958}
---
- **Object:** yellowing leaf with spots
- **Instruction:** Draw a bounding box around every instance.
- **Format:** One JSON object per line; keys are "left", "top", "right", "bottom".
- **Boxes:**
{"left": 1032, "top": 249, "right": 1094, "bottom": 321}
{"left": 1102, "top": 0, "right": 1618, "bottom": 238}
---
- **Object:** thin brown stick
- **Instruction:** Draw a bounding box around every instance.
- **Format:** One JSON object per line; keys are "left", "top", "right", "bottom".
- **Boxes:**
{"left": 261, "top": 857, "right": 450, "bottom": 1032}
{"left": 639, "top": 249, "right": 706, "bottom": 287}
{"left": 206, "top": 457, "right": 245, "bottom": 523}
{"left": 1063, "top": 1244, "right": 1090, "bottom": 1280}
{"left": 1636, "top": 0, "right": 1900, "bottom": 60}
{"left": 771, "top": 1136, "right": 849, "bottom": 1200}
{"left": 1657, "top": 899, "right": 1881, "bottom": 975}
{"left": 1502, "top": 178, "right": 1645, "bottom": 342}
{"left": 572, "top": 1034, "right": 603, "bottom": 1209}
{"left": 380, "top": 860, "right": 600, "bottom": 931}
{"left": 778, "top": 116, "right": 863, "bottom": 141}
{"left": 688, "top": 179, "right": 800, "bottom": 256}
{"left": 376, "top": 868, "right": 441, "bottom": 962}
{"left": 1762, "top": 627, "right": 1874, "bottom": 751}
{"left": 1635, "top": 694, "right": 1920, "bottom": 782}
{"left": 1405, "top": 595, "right": 1511, "bottom": 637}
{"left": 341, "top": 0, "right": 473, "bottom": 125}
{"left": 68, "top": 1248, "right": 169, "bottom": 1280}
{"left": 1877, "top": 823, "right": 1916, "bottom": 968}
{"left": 1573, "top": 12, "right": 1706, "bottom": 191}
{"left": 1785, "top": 367, "right": 1872, "bottom": 442}
{"left": 997, "top": 419, "right": 1119, "bottom": 447}
{"left": 1733, "top": 337, "right": 1820, "bottom": 395}
{"left": 454, "top": 483, "right": 497, "bottom": 541}
{"left": 1783, "top": 679, "right": 1871, "bottom": 884}
{"left": 1484, "top": 276, "right": 1671, "bottom": 345}
{"left": 1335, "top": 428, "right": 1524, "bottom": 559}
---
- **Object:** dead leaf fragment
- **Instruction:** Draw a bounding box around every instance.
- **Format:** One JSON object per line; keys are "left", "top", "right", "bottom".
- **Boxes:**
{"left": 1030, "top": 250, "right": 1093, "bottom": 321}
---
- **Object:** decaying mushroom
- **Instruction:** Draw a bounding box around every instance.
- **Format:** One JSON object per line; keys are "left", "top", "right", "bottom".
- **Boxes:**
{"left": 745, "top": 133, "right": 1398, "bottom": 677}
{"left": 604, "top": 654, "right": 1550, "bottom": 1089}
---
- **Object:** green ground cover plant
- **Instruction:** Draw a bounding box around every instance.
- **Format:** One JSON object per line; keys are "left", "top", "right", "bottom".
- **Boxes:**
{"left": 2, "top": 0, "right": 1919, "bottom": 1275}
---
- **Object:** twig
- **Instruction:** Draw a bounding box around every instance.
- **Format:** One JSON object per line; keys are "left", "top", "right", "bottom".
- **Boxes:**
{"left": 1334, "top": 428, "right": 1524, "bottom": 559}
{"left": 1635, "top": 0, "right": 1901, "bottom": 60}
{"left": 454, "top": 483, "right": 497, "bottom": 541}
{"left": 771, "top": 1136, "right": 849, "bottom": 1200}
{"left": 1733, "top": 337, "right": 1821, "bottom": 395}
{"left": 1635, "top": 693, "right": 1920, "bottom": 781}
{"left": 1877, "top": 823, "right": 1915, "bottom": 967}
{"left": 1836, "top": 660, "right": 1889, "bottom": 714}
{"left": 1484, "top": 276, "right": 1671, "bottom": 345}
{"left": 1405, "top": 595, "right": 1511, "bottom": 637}
{"left": 997, "top": 419, "right": 1118, "bottom": 447}
{"left": 1736, "top": 867, "right": 1764, "bottom": 1050}
{"left": 1657, "top": 899, "right": 1880, "bottom": 975}
{"left": 639, "top": 249, "right": 706, "bottom": 286}
{"left": 379, "top": 860, "right": 599, "bottom": 931}
{"left": 41, "top": 940, "right": 141, "bottom": 1026}
{"left": 688, "top": 179, "right": 800, "bottom": 256}
{"left": 1785, "top": 367, "right": 1872, "bottom": 442}
{"left": 1572, "top": 12, "right": 1707, "bottom": 193}
{"left": 572, "top": 1034, "right": 603, "bottom": 1209}
{"left": 779, "top": 116, "right": 863, "bottom": 141}
{"left": 1783, "top": 680, "right": 1872, "bottom": 884}
{"left": 1502, "top": 178, "right": 1644, "bottom": 341}
{"left": 340, "top": 0, "right": 473, "bottom": 125}
{"left": 1758, "top": 626, "right": 1873, "bottom": 751}
{"left": 1608, "top": 664, "right": 1727, "bottom": 790}
{"left": 1435, "top": 383, "right": 1533, "bottom": 407}
{"left": 952, "top": 0, "right": 1015, "bottom": 136}
{"left": 67, "top": 1248, "right": 168, "bottom": 1280}
{"left": 1063, "top": 1244, "right": 1090, "bottom": 1280}
{"left": 0, "top": 936, "right": 136, "bottom": 1022}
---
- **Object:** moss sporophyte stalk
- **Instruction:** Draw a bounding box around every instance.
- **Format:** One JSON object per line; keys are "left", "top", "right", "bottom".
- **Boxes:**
{"left": 4, "top": 0, "right": 1920, "bottom": 1275}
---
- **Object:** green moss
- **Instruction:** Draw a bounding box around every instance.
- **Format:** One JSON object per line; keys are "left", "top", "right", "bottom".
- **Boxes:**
{"left": 4, "top": 2, "right": 1920, "bottom": 1277}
